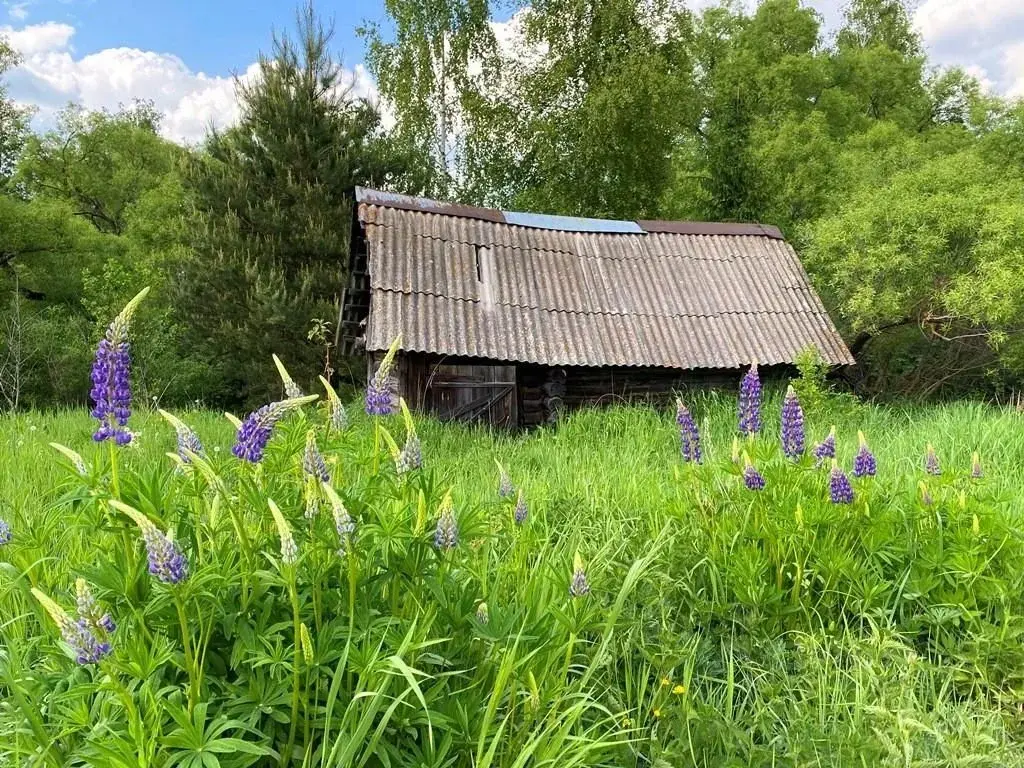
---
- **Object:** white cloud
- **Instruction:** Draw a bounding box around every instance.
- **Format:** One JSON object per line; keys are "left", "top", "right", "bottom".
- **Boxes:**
{"left": 1, "top": 21, "right": 379, "bottom": 145}
{"left": 914, "top": 0, "right": 1024, "bottom": 44}
{"left": 1002, "top": 42, "right": 1024, "bottom": 98}
{"left": 2, "top": 20, "right": 72, "bottom": 54}
{"left": 8, "top": 3, "right": 30, "bottom": 22}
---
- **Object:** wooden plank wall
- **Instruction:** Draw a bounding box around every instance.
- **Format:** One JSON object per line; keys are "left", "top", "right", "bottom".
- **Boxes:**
{"left": 392, "top": 353, "right": 792, "bottom": 429}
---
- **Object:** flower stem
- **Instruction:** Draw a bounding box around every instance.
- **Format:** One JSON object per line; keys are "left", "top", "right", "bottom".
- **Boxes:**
{"left": 108, "top": 440, "right": 120, "bottom": 499}
{"left": 284, "top": 574, "right": 301, "bottom": 766}
{"left": 174, "top": 592, "right": 198, "bottom": 713}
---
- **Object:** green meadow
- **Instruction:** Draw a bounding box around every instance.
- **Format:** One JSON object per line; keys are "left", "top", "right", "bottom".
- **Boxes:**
{"left": 2, "top": 392, "right": 1024, "bottom": 766}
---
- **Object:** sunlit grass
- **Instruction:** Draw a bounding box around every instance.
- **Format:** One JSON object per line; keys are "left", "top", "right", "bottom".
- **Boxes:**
{"left": 2, "top": 392, "right": 1024, "bottom": 766}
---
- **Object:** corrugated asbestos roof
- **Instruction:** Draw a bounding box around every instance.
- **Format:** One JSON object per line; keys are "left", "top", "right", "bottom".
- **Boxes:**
{"left": 355, "top": 187, "right": 854, "bottom": 369}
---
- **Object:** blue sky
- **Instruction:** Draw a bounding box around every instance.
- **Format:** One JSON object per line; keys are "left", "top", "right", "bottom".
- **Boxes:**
{"left": 2, "top": 0, "right": 1023, "bottom": 145}
{"left": 9, "top": 0, "right": 386, "bottom": 76}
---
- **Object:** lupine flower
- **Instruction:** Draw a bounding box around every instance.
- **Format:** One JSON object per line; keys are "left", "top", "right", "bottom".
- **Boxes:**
{"left": 320, "top": 375, "right": 349, "bottom": 432}
{"left": 434, "top": 493, "right": 459, "bottom": 551}
{"left": 300, "top": 623, "right": 314, "bottom": 665}
{"left": 972, "top": 513, "right": 980, "bottom": 536}
{"left": 366, "top": 336, "right": 401, "bottom": 416}
{"left": 32, "top": 588, "right": 112, "bottom": 665}
{"left": 0, "top": 517, "right": 10, "bottom": 546}
{"left": 303, "top": 477, "right": 321, "bottom": 520}
{"left": 780, "top": 385, "right": 805, "bottom": 459}
{"left": 731, "top": 436, "right": 740, "bottom": 464}
{"left": 75, "top": 579, "right": 115, "bottom": 635}
{"left": 924, "top": 444, "right": 941, "bottom": 476}
{"left": 232, "top": 395, "right": 317, "bottom": 463}
{"left": 919, "top": 481, "right": 933, "bottom": 506}
{"left": 676, "top": 399, "right": 702, "bottom": 463}
{"left": 829, "top": 462, "right": 854, "bottom": 504}
{"left": 90, "top": 287, "right": 149, "bottom": 445}
{"left": 569, "top": 552, "right": 590, "bottom": 598}
{"left": 273, "top": 354, "right": 303, "bottom": 399}
{"left": 323, "top": 483, "right": 355, "bottom": 556}
{"left": 397, "top": 435, "right": 423, "bottom": 473}
{"left": 50, "top": 443, "right": 88, "bottom": 477}
{"left": 116, "top": 503, "right": 189, "bottom": 584}
{"left": 496, "top": 460, "right": 514, "bottom": 498}
{"left": 853, "top": 431, "right": 876, "bottom": 478}
{"left": 269, "top": 500, "right": 298, "bottom": 565}
{"left": 812, "top": 426, "right": 836, "bottom": 467}
{"left": 738, "top": 362, "right": 762, "bottom": 436}
{"left": 971, "top": 451, "right": 983, "bottom": 479}
{"left": 302, "top": 431, "right": 329, "bottom": 482}
{"left": 175, "top": 425, "right": 204, "bottom": 463}
{"left": 513, "top": 491, "right": 528, "bottom": 525}
{"left": 742, "top": 453, "right": 765, "bottom": 491}
{"left": 394, "top": 398, "right": 422, "bottom": 473}
{"left": 476, "top": 602, "right": 489, "bottom": 624}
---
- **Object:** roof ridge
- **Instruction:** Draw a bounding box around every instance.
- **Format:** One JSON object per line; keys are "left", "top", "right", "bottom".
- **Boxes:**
{"left": 356, "top": 186, "right": 785, "bottom": 239}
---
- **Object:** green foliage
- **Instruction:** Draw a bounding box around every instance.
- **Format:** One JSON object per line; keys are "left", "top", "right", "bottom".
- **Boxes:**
{"left": 0, "top": 37, "right": 31, "bottom": 189}
{"left": 804, "top": 143, "right": 1024, "bottom": 395}
{"left": 791, "top": 346, "right": 830, "bottom": 413}
{"left": 3, "top": 383, "right": 1024, "bottom": 765}
{"left": 179, "top": 4, "right": 412, "bottom": 407}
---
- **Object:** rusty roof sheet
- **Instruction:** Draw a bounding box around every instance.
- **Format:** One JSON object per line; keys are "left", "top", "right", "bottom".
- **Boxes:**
{"left": 355, "top": 189, "right": 854, "bottom": 369}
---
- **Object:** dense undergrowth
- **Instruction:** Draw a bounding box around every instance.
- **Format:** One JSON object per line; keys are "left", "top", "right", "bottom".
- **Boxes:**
{"left": 2, "top": 386, "right": 1024, "bottom": 766}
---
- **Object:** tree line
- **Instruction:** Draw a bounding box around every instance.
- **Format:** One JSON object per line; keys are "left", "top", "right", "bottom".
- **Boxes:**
{"left": 0, "top": 0, "right": 1022, "bottom": 409}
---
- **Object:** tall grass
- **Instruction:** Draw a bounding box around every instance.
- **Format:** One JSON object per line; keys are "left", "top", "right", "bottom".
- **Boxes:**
{"left": 2, "top": 391, "right": 1024, "bottom": 766}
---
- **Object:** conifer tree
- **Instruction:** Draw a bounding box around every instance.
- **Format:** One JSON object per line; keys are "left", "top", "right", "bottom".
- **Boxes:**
{"left": 179, "top": 3, "right": 412, "bottom": 406}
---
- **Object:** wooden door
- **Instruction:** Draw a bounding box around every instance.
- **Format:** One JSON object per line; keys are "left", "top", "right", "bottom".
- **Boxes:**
{"left": 424, "top": 363, "right": 517, "bottom": 427}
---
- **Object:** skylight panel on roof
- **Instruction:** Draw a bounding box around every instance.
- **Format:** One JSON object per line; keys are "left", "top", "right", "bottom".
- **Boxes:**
{"left": 501, "top": 211, "right": 645, "bottom": 234}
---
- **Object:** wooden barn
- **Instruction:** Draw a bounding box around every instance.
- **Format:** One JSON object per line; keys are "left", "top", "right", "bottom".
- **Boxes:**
{"left": 339, "top": 187, "right": 854, "bottom": 428}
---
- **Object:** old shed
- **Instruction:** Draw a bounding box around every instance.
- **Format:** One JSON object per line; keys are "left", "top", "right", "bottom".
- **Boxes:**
{"left": 339, "top": 187, "right": 853, "bottom": 427}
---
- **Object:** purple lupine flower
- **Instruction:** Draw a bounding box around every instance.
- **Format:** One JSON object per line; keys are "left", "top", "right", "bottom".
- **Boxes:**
{"left": 742, "top": 456, "right": 766, "bottom": 491}
{"left": 780, "top": 385, "right": 805, "bottom": 459}
{"left": 68, "top": 617, "right": 112, "bottom": 664}
{"left": 75, "top": 579, "right": 117, "bottom": 637}
{"left": 676, "top": 400, "right": 702, "bottom": 463}
{"left": 853, "top": 431, "right": 876, "bottom": 478}
{"left": 32, "top": 588, "right": 112, "bottom": 666}
{"left": 919, "top": 481, "right": 933, "bottom": 506}
{"left": 175, "top": 425, "right": 204, "bottom": 464}
{"left": 434, "top": 508, "right": 459, "bottom": 551}
{"left": 331, "top": 498, "right": 354, "bottom": 555}
{"left": 0, "top": 518, "right": 10, "bottom": 546}
{"left": 232, "top": 397, "right": 314, "bottom": 463}
{"left": 513, "top": 491, "right": 528, "bottom": 525}
{"left": 829, "top": 463, "right": 854, "bottom": 504}
{"left": 302, "top": 432, "right": 329, "bottom": 482}
{"left": 90, "top": 288, "right": 148, "bottom": 445}
{"left": 90, "top": 337, "right": 132, "bottom": 445}
{"left": 738, "top": 363, "right": 762, "bottom": 436}
{"left": 232, "top": 402, "right": 286, "bottom": 463}
{"left": 497, "top": 462, "right": 514, "bottom": 498}
{"left": 924, "top": 444, "right": 941, "bottom": 476}
{"left": 971, "top": 452, "right": 983, "bottom": 479}
{"left": 396, "top": 435, "right": 423, "bottom": 473}
{"left": 366, "top": 337, "right": 401, "bottom": 416}
{"left": 142, "top": 527, "right": 189, "bottom": 584}
{"left": 812, "top": 427, "right": 836, "bottom": 467}
{"left": 569, "top": 553, "right": 590, "bottom": 598}
{"left": 123, "top": 508, "right": 188, "bottom": 585}
{"left": 330, "top": 400, "right": 348, "bottom": 432}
